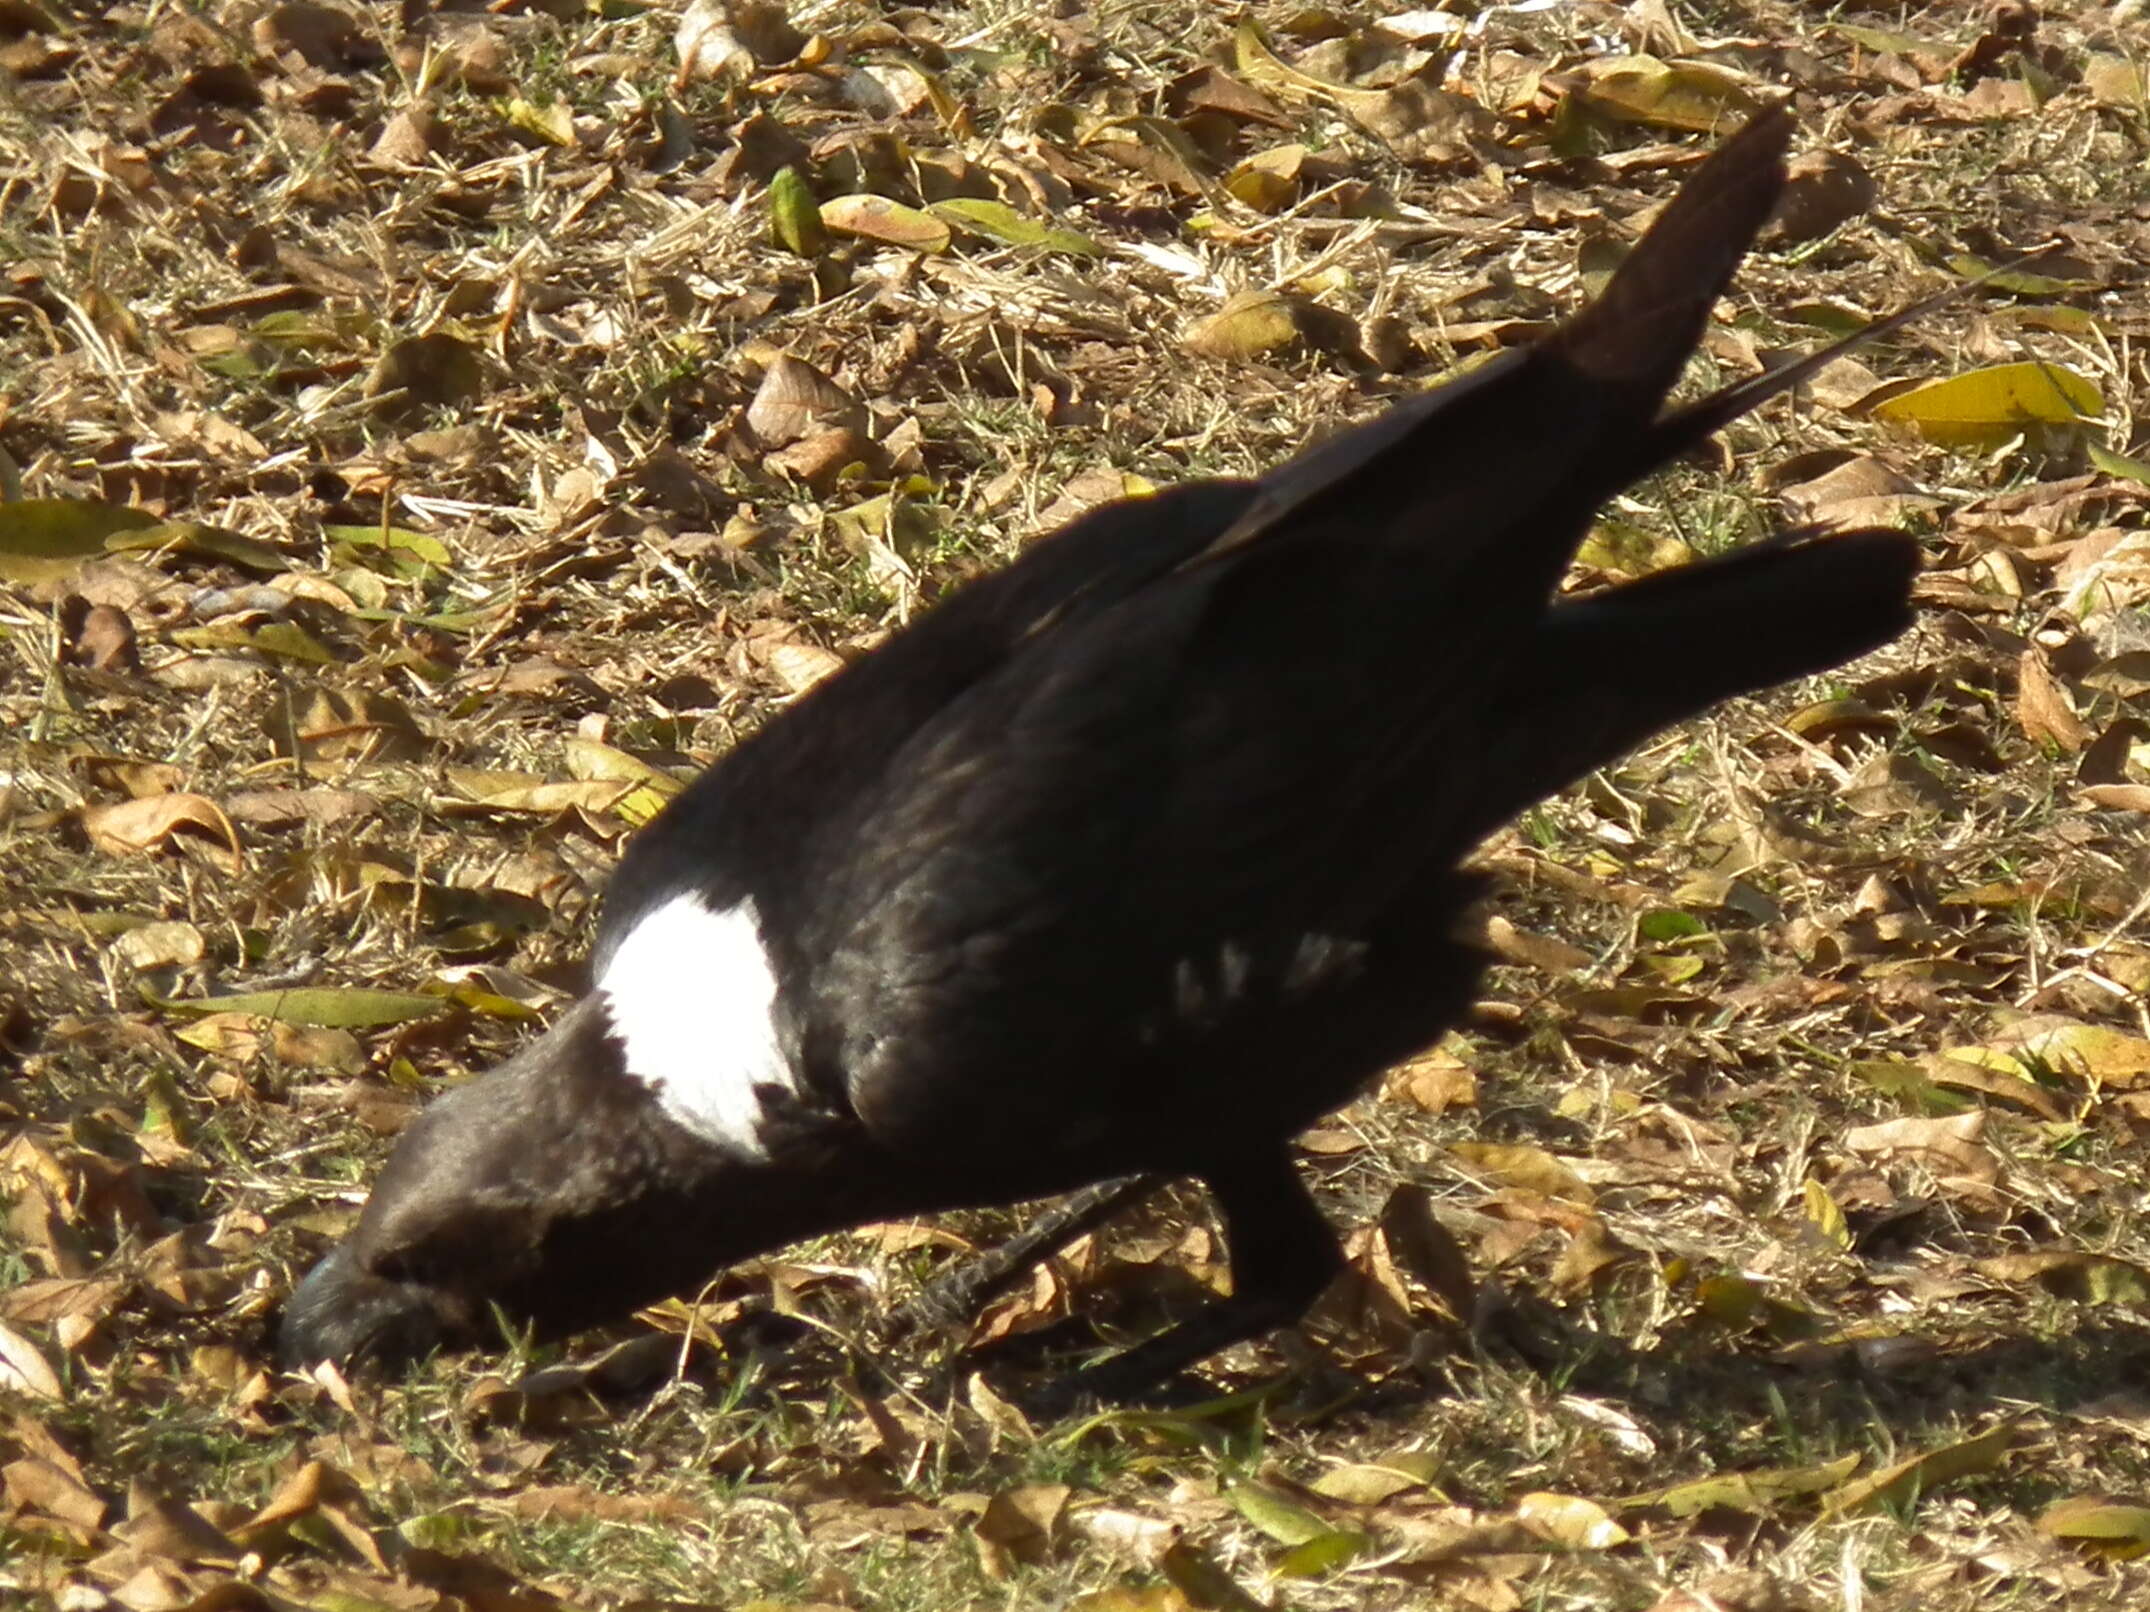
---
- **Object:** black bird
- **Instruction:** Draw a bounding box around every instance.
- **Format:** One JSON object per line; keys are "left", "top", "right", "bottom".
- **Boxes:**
{"left": 280, "top": 106, "right": 1920, "bottom": 1397}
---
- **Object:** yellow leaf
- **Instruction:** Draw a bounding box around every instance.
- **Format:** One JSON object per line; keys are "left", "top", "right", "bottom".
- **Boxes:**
{"left": 1822, "top": 1422, "right": 2017, "bottom": 1516}
{"left": 1803, "top": 1178, "right": 1851, "bottom": 1250}
{"left": 2039, "top": 1496, "right": 2150, "bottom": 1561}
{"left": 564, "top": 738, "right": 687, "bottom": 828}
{"left": 1577, "top": 55, "right": 1759, "bottom": 132}
{"left": 1449, "top": 1141, "right": 1595, "bottom": 1205}
{"left": 1225, "top": 145, "right": 1305, "bottom": 213}
{"left": 1184, "top": 289, "right": 1305, "bottom": 361}
{"left": 1871, "top": 362, "right": 2102, "bottom": 451}
{"left": 502, "top": 95, "right": 576, "bottom": 147}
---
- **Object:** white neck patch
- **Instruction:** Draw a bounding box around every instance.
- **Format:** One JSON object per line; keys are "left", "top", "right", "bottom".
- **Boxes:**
{"left": 596, "top": 892, "right": 793, "bottom": 1159}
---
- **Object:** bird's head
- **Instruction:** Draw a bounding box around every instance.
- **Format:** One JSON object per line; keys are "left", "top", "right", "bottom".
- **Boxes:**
{"left": 276, "top": 994, "right": 799, "bottom": 1372}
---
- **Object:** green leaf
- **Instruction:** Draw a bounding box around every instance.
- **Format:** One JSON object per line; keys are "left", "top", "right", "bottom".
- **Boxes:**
{"left": 1272, "top": 1528, "right": 1366, "bottom": 1578}
{"left": 1224, "top": 1479, "right": 1332, "bottom": 1546}
{"left": 1946, "top": 254, "right": 2092, "bottom": 298}
{"left": 171, "top": 619, "right": 337, "bottom": 664}
{"left": 147, "top": 985, "right": 447, "bottom": 1029}
{"left": 108, "top": 520, "right": 287, "bottom": 575}
{"left": 2089, "top": 443, "right": 2150, "bottom": 485}
{"left": 0, "top": 498, "right": 161, "bottom": 583}
{"left": 1637, "top": 909, "right": 1706, "bottom": 942}
{"left": 1628, "top": 1453, "right": 1862, "bottom": 1516}
{"left": 1822, "top": 1421, "right": 2018, "bottom": 1517}
{"left": 326, "top": 522, "right": 453, "bottom": 576}
{"left": 768, "top": 166, "right": 827, "bottom": 257}
{"left": 928, "top": 197, "right": 1101, "bottom": 255}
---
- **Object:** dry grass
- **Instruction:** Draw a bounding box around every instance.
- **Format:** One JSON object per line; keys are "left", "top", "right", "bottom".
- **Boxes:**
{"left": 5, "top": 1, "right": 2150, "bottom": 1608}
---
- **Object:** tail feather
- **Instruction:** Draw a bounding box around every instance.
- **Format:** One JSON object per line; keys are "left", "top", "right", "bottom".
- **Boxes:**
{"left": 1203, "top": 105, "right": 1797, "bottom": 572}
{"left": 1546, "top": 103, "right": 1792, "bottom": 398}
{"left": 1468, "top": 531, "right": 1919, "bottom": 833}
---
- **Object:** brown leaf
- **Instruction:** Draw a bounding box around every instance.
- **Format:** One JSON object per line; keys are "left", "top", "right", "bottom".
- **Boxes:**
{"left": 1, "top": 1276, "right": 129, "bottom": 1328}
{"left": 79, "top": 792, "right": 242, "bottom": 870}
{"left": 1840, "top": 1111, "right": 1998, "bottom": 1185}
{"left": 765, "top": 640, "right": 845, "bottom": 694}
{"left": 116, "top": 1481, "right": 242, "bottom": 1565}
{"left": 2082, "top": 783, "right": 2150, "bottom": 813}
{"left": 253, "top": 3, "right": 378, "bottom": 71}
{"left": 0, "top": 1321, "right": 64, "bottom": 1402}
{"left": 3, "top": 1456, "right": 108, "bottom": 1533}
{"left": 746, "top": 354, "right": 866, "bottom": 449}
{"left": 1378, "top": 1184, "right": 1477, "bottom": 1321}
{"left": 60, "top": 598, "right": 140, "bottom": 671}
{"left": 1483, "top": 915, "right": 1592, "bottom": 975}
{"left": 1769, "top": 150, "right": 1875, "bottom": 242}
{"left": 368, "top": 106, "right": 446, "bottom": 168}
{"left": 764, "top": 426, "right": 885, "bottom": 489}
{"left": 1384, "top": 1049, "right": 1477, "bottom": 1114}
{"left": 975, "top": 1484, "right": 1070, "bottom": 1574}
{"left": 2017, "top": 648, "right": 2089, "bottom": 752}
{"left": 365, "top": 333, "right": 485, "bottom": 421}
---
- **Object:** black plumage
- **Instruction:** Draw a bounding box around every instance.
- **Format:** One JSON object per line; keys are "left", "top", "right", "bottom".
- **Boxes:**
{"left": 280, "top": 107, "right": 1921, "bottom": 1397}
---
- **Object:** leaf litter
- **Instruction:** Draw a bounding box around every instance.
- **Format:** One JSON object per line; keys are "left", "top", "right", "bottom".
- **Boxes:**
{"left": 4, "top": 0, "right": 2150, "bottom": 1608}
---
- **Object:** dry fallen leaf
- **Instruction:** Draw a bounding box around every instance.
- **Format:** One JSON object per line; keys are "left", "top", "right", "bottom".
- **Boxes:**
{"left": 80, "top": 793, "right": 242, "bottom": 871}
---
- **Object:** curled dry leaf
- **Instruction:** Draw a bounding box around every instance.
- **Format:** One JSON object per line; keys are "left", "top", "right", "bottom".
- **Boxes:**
{"left": 253, "top": 2, "right": 378, "bottom": 72}
{"left": 765, "top": 639, "right": 846, "bottom": 694}
{"left": 819, "top": 192, "right": 952, "bottom": 253}
{"left": 80, "top": 792, "right": 242, "bottom": 871}
{"left": 112, "top": 919, "right": 207, "bottom": 971}
{"left": 746, "top": 354, "right": 866, "bottom": 448}
{"left": 1769, "top": 150, "right": 1876, "bottom": 242}
{"left": 59, "top": 597, "right": 139, "bottom": 671}
{"left": 2016, "top": 648, "right": 2089, "bottom": 752}
{"left": 0, "top": 1319, "right": 65, "bottom": 1401}
{"left": 1516, "top": 1491, "right": 1631, "bottom": 1549}
{"left": 1840, "top": 1111, "right": 1998, "bottom": 1185}
{"left": 676, "top": 0, "right": 803, "bottom": 84}
{"left": 1184, "top": 288, "right": 1304, "bottom": 361}
{"left": 365, "top": 332, "right": 486, "bottom": 421}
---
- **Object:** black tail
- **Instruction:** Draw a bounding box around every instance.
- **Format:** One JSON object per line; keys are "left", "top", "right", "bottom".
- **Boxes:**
{"left": 1466, "top": 530, "right": 1919, "bottom": 836}
{"left": 1192, "top": 104, "right": 1801, "bottom": 640}
{"left": 1544, "top": 103, "right": 1792, "bottom": 402}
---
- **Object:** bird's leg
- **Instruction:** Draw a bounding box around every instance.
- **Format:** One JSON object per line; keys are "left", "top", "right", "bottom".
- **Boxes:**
{"left": 897, "top": 1174, "right": 1166, "bottom": 1331}
{"left": 1046, "top": 1148, "right": 1342, "bottom": 1409}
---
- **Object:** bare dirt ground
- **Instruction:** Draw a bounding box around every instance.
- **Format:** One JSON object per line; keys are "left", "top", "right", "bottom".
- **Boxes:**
{"left": 5, "top": 1, "right": 2150, "bottom": 1608}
